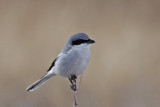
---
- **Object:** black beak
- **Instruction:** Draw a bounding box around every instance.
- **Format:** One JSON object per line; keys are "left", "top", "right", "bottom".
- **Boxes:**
{"left": 88, "top": 39, "right": 95, "bottom": 44}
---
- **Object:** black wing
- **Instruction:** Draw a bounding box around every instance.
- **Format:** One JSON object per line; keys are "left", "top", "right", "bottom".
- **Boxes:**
{"left": 47, "top": 57, "right": 58, "bottom": 72}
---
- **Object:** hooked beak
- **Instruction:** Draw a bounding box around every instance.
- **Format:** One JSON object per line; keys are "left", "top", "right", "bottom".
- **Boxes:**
{"left": 87, "top": 39, "right": 95, "bottom": 44}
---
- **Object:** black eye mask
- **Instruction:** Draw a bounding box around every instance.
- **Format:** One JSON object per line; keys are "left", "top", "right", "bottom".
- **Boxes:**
{"left": 72, "top": 39, "right": 91, "bottom": 45}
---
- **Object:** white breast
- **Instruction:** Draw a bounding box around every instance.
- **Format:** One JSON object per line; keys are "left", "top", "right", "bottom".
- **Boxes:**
{"left": 54, "top": 44, "right": 91, "bottom": 77}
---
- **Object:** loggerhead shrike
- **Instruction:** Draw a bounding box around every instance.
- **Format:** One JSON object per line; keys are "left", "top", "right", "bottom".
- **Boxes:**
{"left": 26, "top": 32, "right": 95, "bottom": 91}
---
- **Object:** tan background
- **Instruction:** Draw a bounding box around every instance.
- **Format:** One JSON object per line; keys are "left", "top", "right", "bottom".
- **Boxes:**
{"left": 0, "top": 0, "right": 160, "bottom": 107}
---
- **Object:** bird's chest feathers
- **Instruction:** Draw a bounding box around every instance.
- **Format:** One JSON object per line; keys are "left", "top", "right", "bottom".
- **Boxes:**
{"left": 55, "top": 45, "right": 91, "bottom": 77}
{"left": 74, "top": 46, "right": 90, "bottom": 62}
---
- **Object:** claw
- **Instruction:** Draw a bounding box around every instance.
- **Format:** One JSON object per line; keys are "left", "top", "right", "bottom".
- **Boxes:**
{"left": 69, "top": 75, "right": 77, "bottom": 91}
{"left": 71, "top": 75, "right": 77, "bottom": 80}
{"left": 70, "top": 84, "right": 77, "bottom": 91}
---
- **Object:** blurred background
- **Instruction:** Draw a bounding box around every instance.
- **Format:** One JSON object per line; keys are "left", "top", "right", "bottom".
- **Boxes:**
{"left": 0, "top": 0, "right": 160, "bottom": 107}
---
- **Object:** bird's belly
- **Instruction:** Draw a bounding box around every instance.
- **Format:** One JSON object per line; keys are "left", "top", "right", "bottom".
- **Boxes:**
{"left": 55, "top": 47, "right": 90, "bottom": 78}
{"left": 56, "top": 57, "right": 89, "bottom": 77}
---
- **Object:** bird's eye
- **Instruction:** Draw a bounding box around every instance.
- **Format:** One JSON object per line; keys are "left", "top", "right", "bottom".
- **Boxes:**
{"left": 72, "top": 39, "right": 89, "bottom": 45}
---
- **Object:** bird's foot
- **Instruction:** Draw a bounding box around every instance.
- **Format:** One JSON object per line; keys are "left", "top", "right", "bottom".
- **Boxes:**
{"left": 69, "top": 75, "right": 77, "bottom": 91}
{"left": 70, "top": 84, "right": 77, "bottom": 91}
{"left": 71, "top": 75, "right": 77, "bottom": 82}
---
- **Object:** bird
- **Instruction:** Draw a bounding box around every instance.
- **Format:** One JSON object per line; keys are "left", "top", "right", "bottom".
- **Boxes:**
{"left": 26, "top": 32, "right": 95, "bottom": 91}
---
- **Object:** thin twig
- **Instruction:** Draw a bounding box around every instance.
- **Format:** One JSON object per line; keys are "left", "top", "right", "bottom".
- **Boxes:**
{"left": 73, "top": 74, "right": 83, "bottom": 107}
{"left": 73, "top": 89, "right": 78, "bottom": 107}
{"left": 73, "top": 81, "right": 78, "bottom": 107}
